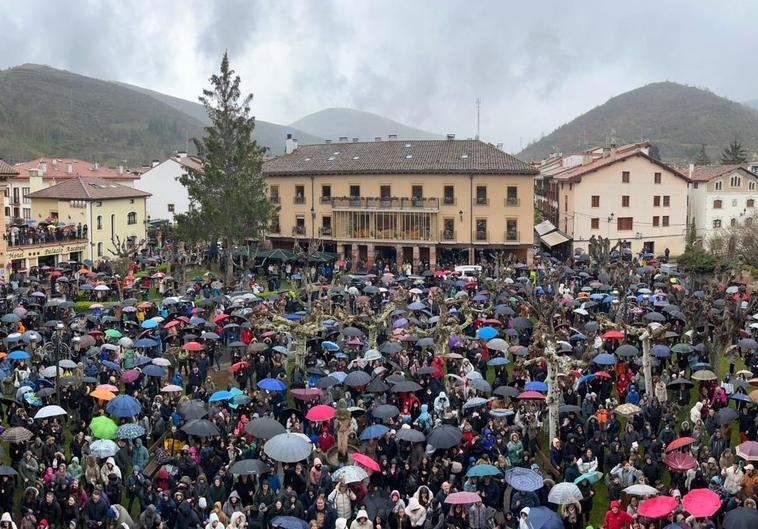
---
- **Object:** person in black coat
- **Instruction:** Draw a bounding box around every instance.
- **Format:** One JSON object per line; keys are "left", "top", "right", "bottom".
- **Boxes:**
{"left": 37, "top": 490, "right": 62, "bottom": 529}
{"left": 175, "top": 496, "right": 201, "bottom": 529}
{"left": 81, "top": 489, "right": 109, "bottom": 528}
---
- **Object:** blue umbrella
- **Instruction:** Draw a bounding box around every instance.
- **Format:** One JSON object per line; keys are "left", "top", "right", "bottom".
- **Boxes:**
{"left": 574, "top": 471, "right": 603, "bottom": 485}
{"left": 651, "top": 344, "right": 671, "bottom": 358}
{"left": 359, "top": 424, "right": 390, "bottom": 440}
{"left": 106, "top": 395, "right": 142, "bottom": 418}
{"left": 209, "top": 391, "right": 232, "bottom": 402}
{"left": 504, "top": 467, "right": 544, "bottom": 491}
{"left": 593, "top": 353, "right": 617, "bottom": 365}
{"left": 134, "top": 338, "right": 159, "bottom": 348}
{"left": 525, "top": 381, "right": 548, "bottom": 392}
{"left": 322, "top": 341, "right": 340, "bottom": 352}
{"left": 132, "top": 356, "right": 152, "bottom": 367}
{"left": 100, "top": 360, "right": 122, "bottom": 372}
{"left": 271, "top": 516, "right": 308, "bottom": 529}
{"left": 142, "top": 365, "right": 165, "bottom": 377}
{"left": 472, "top": 294, "right": 488, "bottom": 302}
{"left": 257, "top": 378, "right": 287, "bottom": 391}
{"left": 487, "top": 357, "right": 509, "bottom": 366}
{"left": 189, "top": 317, "right": 206, "bottom": 326}
{"left": 285, "top": 314, "right": 302, "bottom": 321}
{"left": 407, "top": 302, "right": 426, "bottom": 311}
{"left": 730, "top": 393, "right": 755, "bottom": 403}
{"left": 1, "top": 314, "right": 21, "bottom": 323}
{"left": 329, "top": 371, "right": 347, "bottom": 383}
{"left": 466, "top": 464, "right": 501, "bottom": 477}
{"left": 527, "top": 507, "right": 564, "bottom": 529}
{"left": 116, "top": 423, "right": 146, "bottom": 440}
{"left": 577, "top": 374, "right": 595, "bottom": 385}
{"left": 8, "top": 351, "right": 30, "bottom": 360}
{"left": 141, "top": 320, "right": 158, "bottom": 329}
{"left": 477, "top": 327, "right": 498, "bottom": 340}
{"left": 392, "top": 318, "right": 408, "bottom": 329}
{"left": 570, "top": 333, "right": 588, "bottom": 341}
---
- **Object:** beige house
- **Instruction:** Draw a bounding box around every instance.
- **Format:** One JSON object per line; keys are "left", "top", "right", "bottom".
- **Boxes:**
{"left": 535, "top": 142, "right": 690, "bottom": 256}
{"left": 262, "top": 138, "right": 537, "bottom": 269}
{"left": 0, "top": 160, "right": 15, "bottom": 278}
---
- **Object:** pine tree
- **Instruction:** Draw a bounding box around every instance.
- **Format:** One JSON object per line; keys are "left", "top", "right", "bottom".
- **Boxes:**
{"left": 694, "top": 144, "right": 710, "bottom": 165}
{"left": 648, "top": 144, "right": 661, "bottom": 160}
{"left": 177, "top": 52, "right": 275, "bottom": 284}
{"left": 721, "top": 140, "right": 748, "bottom": 164}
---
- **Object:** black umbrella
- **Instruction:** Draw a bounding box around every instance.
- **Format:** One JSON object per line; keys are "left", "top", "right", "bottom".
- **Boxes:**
{"left": 229, "top": 459, "right": 270, "bottom": 476}
{"left": 178, "top": 400, "right": 209, "bottom": 420}
{"left": 391, "top": 380, "right": 422, "bottom": 393}
{"left": 645, "top": 312, "right": 666, "bottom": 322}
{"left": 559, "top": 404, "right": 582, "bottom": 415}
{"left": 723, "top": 507, "right": 758, "bottom": 529}
{"left": 395, "top": 428, "right": 426, "bottom": 443}
{"left": 584, "top": 321, "right": 599, "bottom": 332}
{"left": 428, "top": 424, "right": 462, "bottom": 449}
{"left": 469, "top": 378, "right": 492, "bottom": 393}
{"left": 244, "top": 417, "right": 286, "bottom": 440}
{"left": 366, "top": 378, "right": 390, "bottom": 393}
{"left": 666, "top": 378, "right": 694, "bottom": 388}
{"left": 344, "top": 371, "right": 372, "bottom": 387}
{"left": 512, "top": 317, "right": 533, "bottom": 330}
{"left": 342, "top": 326, "right": 364, "bottom": 337}
{"left": 494, "top": 386, "right": 521, "bottom": 398}
{"left": 379, "top": 342, "right": 403, "bottom": 354}
{"left": 372, "top": 404, "right": 400, "bottom": 419}
{"left": 316, "top": 376, "right": 340, "bottom": 389}
{"left": 417, "top": 366, "right": 439, "bottom": 376}
{"left": 715, "top": 408, "right": 739, "bottom": 425}
{"left": 616, "top": 344, "right": 639, "bottom": 357}
{"left": 181, "top": 419, "right": 221, "bottom": 437}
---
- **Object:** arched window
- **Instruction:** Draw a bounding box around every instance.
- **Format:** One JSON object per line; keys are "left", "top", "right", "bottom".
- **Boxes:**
{"left": 730, "top": 175, "right": 742, "bottom": 187}
{"left": 127, "top": 212, "right": 137, "bottom": 225}
{"left": 97, "top": 242, "right": 103, "bottom": 256}
{"left": 96, "top": 215, "right": 103, "bottom": 230}
{"left": 715, "top": 180, "right": 722, "bottom": 191}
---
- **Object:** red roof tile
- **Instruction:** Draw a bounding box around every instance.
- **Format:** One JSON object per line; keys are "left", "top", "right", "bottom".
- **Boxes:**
{"left": 0, "top": 159, "right": 19, "bottom": 177}
{"left": 13, "top": 158, "right": 139, "bottom": 180}
{"left": 27, "top": 177, "right": 151, "bottom": 201}
{"left": 668, "top": 164, "right": 753, "bottom": 183}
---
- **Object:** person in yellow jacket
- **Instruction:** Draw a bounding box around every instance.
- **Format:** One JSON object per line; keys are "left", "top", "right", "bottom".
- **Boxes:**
{"left": 163, "top": 425, "right": 186, "bottom": 456}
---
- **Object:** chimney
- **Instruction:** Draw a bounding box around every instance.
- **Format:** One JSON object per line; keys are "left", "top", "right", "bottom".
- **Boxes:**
{"left": 602, "top": 147, "right": 611, "bottom": 158}
{"left": 496, "top": 143, "right": 504, "bottom": 150}
{"left": 65, "top": 162, "right": 73, "bottom": 175}
{"left": 325, "top": 139, "right": 332, "bottom": 144}
{"left": 28, "top": 169, "right": 44, "bottom": 193}
{"left": 374, "top": 137, "right": 382, "bottom": 142}
{"left": 689, "top": 163, "right": 694, "bottom": 179}
{"left": 39, "top": 161, "right": 47, "bottom": 175}
{"left": 175, "top": 150, "right": 188, "bottom": 159}
{"left": 51, "top": 159, "right": 57, "bottom": 167}
{"left": 352, "top": 138, "right": 359, "bottom": 143}
{"left": 339, "top": 136, "right": 349, "bottom": 143}
{"left": 152, "top": 159, "right": 160, "bottom": 168}
{"left": 388, "top": 134, "right": 397, "bottom": 140}
{"left": 117, "top": 164, "right": 124, "bottom": 175}
{"left": 446, "top": 134, "right": 456, "bottom": 140}
{"left": 285, "top": 135, "right": 299, "bottom": 154}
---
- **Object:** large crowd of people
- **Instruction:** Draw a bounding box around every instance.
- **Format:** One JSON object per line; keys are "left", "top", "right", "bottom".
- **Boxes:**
{"left": 0, "top": 249, "right": 756, "bottom": 529}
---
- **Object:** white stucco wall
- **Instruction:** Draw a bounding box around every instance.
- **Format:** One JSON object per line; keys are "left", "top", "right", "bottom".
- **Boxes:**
{"left": 139, "top": 159, "right": 191, "bottom": 221}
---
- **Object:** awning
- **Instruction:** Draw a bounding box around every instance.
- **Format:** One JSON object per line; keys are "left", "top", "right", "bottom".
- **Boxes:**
{"left": 535, "top": 220, "right": 557, "bottom": 236}
{"left": 540, "top": 230, "right": 571, "bottom": 248}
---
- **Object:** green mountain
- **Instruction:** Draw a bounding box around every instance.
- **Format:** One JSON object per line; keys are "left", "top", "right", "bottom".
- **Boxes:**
{"left": 114, "top": 81, "right": 322, "bottom": 153}
{"left": 744, "top": 99, "right": 758, "bottom": 111}
{"left": 519, "top": 82, "right": 758, "bottom": 163}
{"left": 290, "top": 107, "right": 442, "bottom": 142}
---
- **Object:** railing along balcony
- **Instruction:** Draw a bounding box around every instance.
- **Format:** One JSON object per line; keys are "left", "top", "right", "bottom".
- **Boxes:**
{"left": 319, "top": 227, "right": 333, "bottom": 237}
{"left": 292, "top": 226, "right": 306, "bottom": 236}
{"left": 475, "top": 197, "right": 489, "bottom": 206}
{"left": 474, "top": 230, "right": 489, "bottom": 242}
{"left": 293, "top": 196, "right": 306, "bottom": 205}
{"left": 504, "top": 197, "right": 521, "bottom": 207}
{"left": 505, "top": 231, "right": 520, "bottom": 243}
{"left": 331, "top": 197, "right": 439, "bottom": 210}
{"left": 440, "top": 230, "right": 457, "bottom": 241}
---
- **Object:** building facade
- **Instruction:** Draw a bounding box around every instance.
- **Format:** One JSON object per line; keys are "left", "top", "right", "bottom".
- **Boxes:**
{"left": 0, "top": 160, "right": 15, "bottom": 278}
{"left": 535, "top": 143, "right": 690, "bottom": 256}
{"left": 6, "top": 158, "right": 138, "bottom": 224}
{"left": 676, "top": 164, "right": 757, "bottom": 237}
{"left": 262, "top": 139, "right": 537, "bottom": 268}
{"left": 26, "top": 177, "right": 150, "bottom": 267}
{"left": 138, "top": 152, "right": 201, "bottom": 221}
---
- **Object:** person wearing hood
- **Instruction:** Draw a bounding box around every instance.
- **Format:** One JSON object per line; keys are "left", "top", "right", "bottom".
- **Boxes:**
{"left": 109, "top": 505, "right": 135, "bottom": 529}
{"left": 350, "top": 510, "right": 373, "bottom": 529}
{"left": 328, "top": 481, "right": 357, "bottom": 520}
{"left": 138, "top": 504, "right": 160, "bottom": 529}
{"left": 309, "top": 458, "right": 324, "bottom": 487}
{"left": 131, "top": 439, "right": 149, "bottom": 470}
{"left": 99, "top": 457, "right": 121, "bottom": 486}
{"left": 204, "top": 512, "right": 224, "bottom": 529}
{"left": 222, "top": 491, "right": 242, "bottom": 519}
{"left": 603, "top": 500, "right": 633, "bottom": 529}
{"left": 207, "top": 476, "right": 227, "bottom": 506}
{"left": 433, "top": 392, "right": 448, "bottom": 415}
{"left": 413, "top": 404, "right": 431, "bottom": 433}
{"left": 404, "top": 496, "right": 426, "bottom": 528}
{"left": 67, "top": 458, "right": 83, "bottom": 482}
{"left": 519, "top": 507, "right": 534, "bottom": 529}
{"left": 20, "top": 452, "right": 39, "bottom": 485}
{"left": 1, "top": 512, "right": 18, "bottom": 529}
{"left": 175, "top": 495, "right": 201, "bottom": 529}
{"left": 227, "top": 512, "right": 245, "bottom": 529}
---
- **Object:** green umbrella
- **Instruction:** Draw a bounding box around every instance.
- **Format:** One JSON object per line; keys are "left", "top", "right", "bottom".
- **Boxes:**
{"left": 671, "top": 343, "right": 693, "bottom": 354}
{"left": 90, "top": 416, "right": 118, "bottom": 439}
{"left": 266, "top": 249, "right": 296, "bottom": 261}
{"left": 105, "top": 329, "right": 123, "bottom": 339}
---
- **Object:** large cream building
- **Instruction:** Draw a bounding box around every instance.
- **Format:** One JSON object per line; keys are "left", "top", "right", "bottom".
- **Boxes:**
{"left": 535, "top": 142, "right": 690, "bottom": 256}
{"left": 262, "top": 138, "right": 537, "bottom": 268}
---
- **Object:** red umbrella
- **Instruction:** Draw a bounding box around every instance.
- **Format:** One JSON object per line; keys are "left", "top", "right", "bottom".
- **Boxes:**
{"left": 121, "top": 369, "right": 141, "bottom": 383}
{"left": 639, "top": 496, "right": 678, "bottom": 519}
{"left": 665, "top": 437, "right": 696, "bottom": 452}
{"left": 176, "top": 316, "right": 191, "bottom": 323}
{"left": 594, "top": 371, "right": 613, "bottom": 379}
{"left": 229, "top": 362, "right": 250, "bottom": 373}
{"left": 352, "top": 453, "right": 380, "bottom": 471}
{"left": 444, "top": 491, "right": 482, "bottom": 505}
{"left": 164, "top": 320, "right": 180, "bottom": 329}
{"left": 291, "top": 388, "right": 323, "bottom": 401}
{"left": 213, "top": 314, "right": 229, "bottom": 324}
{"left": 664, "top": 452, "right": 698, "bottom": 472}
{"left": 683, "top": 488, "right": 721, "bottom": 517}
{"left": 305, "top": 404, "right": 336, "bottom": 422}
{"left": 480, "top": 319, "right": 502, "bottom": 326}
{"left": 517, "top": 391, "right": 547, "bottom": 400}
{"left": 602, "top": 330, "right": 624, "bottom": 340}
{"left": 183, "top": 341, "right": 204, "bottom": 351}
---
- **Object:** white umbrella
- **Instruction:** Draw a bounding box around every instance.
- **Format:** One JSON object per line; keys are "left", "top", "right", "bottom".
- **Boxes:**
{"left": 332, "top": 465, "right": 369, "bottom": 484}
{"left": 34, "top": 405, "right": 67, "bottom": 419}
{"left": 487, "top": 338, "right": 508, "bottom": 352}
{"left": 58, "top": 359, "right": 78, "bottom": 369}
{"left": 548, "top": 482, "right": 584, "bottom": 505}
{"left": 363, "top": 349, "right": 382, "bottom": 362}
{"left": 118, "top": 337, "right": 134, "bottom": 348}
{"left": 94, "top": 284, "right": 110, "bottom": 291}
{"left": 152, "top": 358, "right": 171, "bottom": 367}
{"left": 463, "top": 397, "right": 490, "bottom": 410}
{"left": 40, "top": 366, "right": 59, "bottom": 378}
{"left": 623, "top": 484, "right": 660, "bottom": 496}
{"left": 264, "top": 433, "right": 313, "bottom": 463}
{"left": 90, "top": 439, "right": 119, "bottom": 458}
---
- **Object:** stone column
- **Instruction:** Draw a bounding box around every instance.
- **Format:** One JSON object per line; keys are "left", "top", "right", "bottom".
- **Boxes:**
{"left": 395, "top": 245, "right": 404, "bottom": 272}
{"left": 468, "top": 247, "right": 475, "bottom": 265}
{"left": 412, "top": 246, "right": 420, "bottom": 273}
{"left": 366, "top": 243, "right": 375, "bottom": 268}
{"left": 429, "top": 245, "right": 437, "bottom": 269}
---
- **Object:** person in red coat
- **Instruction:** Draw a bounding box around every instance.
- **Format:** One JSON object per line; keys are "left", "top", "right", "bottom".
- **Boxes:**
{"left": 604, "top": 500, "right": 633, "bottom": 529}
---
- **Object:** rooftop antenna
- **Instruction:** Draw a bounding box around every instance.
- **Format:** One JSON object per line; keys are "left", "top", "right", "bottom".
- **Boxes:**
{"left": 475, "top": 97, "right": 481, "bottom": 140}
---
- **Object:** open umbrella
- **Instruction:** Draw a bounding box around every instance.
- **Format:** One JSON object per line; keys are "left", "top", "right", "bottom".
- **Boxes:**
{"left": 664, "top": 452, "right": 698, "bottom": 472}
{"left": 547, "top": 482, "right": 583, "bottom": 505}
{"left": 639, "top": 496, "right": 678, "bottom": 519}
{"left": 359, "top": 424, "right": 390, "bottom": 440}
{"left": 723, "top": 507, "right": 758, "bottom": 529}
{"left": 692, "top": 370, "right": 717, "bottom": 381}
{"left": 245, "top": 417, "right": 286, "bottom": 439}
{"left": 715, "top": 408, "right": 738, "bottom": 425}
{"left": 0, "top": 466, "right": 17, "bottom": 476}
{"left": 89, "top": 416, "right": 118, "bottom": 439}
{"left": 178, "top": 400, "right": 208, "bottom": 419}
{"left": 390, "top": 380, "right": 423, "bottom": 393}
{"left": 116, "top": 423, "right": 146, "bottom": 440}
{"left": 682, "top": 488, "right": 721, "bottom": 517}
{"left": 444, "top": 491, "right": 481, "bottom": 505}
{"left": 306, "top": 405, "right": 336, "bottom": 422}
{"left": 344, "top": 371, "right": 372, "bottom": 387}
{"left": 526, "top": 507, "right": 563, "bottom": 529}
{"left": 623, "top": 484, "right": 660, "bottom": 496}
{"left": 106, "top": 395, "right": 142, "bottom": 418}
{"left": 466, "top": 464, "right": 501, "bottom": 478}
{"left": 0, "top": 427, "right": 33, "bottom": 443}
{"left": 614, "top": 403, "right": 642, "bottom": 416}
{"left": 504, "top": 467, "right": 544, "bottom": 491}
{"left": 372, "top": 404, "right": 400, "bottom": 419}
{"left": 270, "top": 516, "right": 308, "bottom": 529}
{"left": 736, "top": 440, "right": 758, "bottom": 461}
{"left": 257, "top": 378, "right": 287, "bottom": 391}
{"left": 34, "top": 405, "right": 67, "bottom": 419}
{"left": 89, "top": 439, "right": 119, "bottom": 458}
{"left": 665, "top": 437, "right": 696, "bottom": 452}
{"left": 332, "top": 465, "right": 369, "bottom": 484}
{"left": 229, "top": 459, "right": 269, "bottom": 476}
{"left": 428, "top": 425, "right": 463, "bottom": 449}
{"left": 352, "top": 453, "right": 380, "bottom": 471}
{"left": 291, "top": 388, "right": 324, "bottom": 401}
{"left": 161, "top": 384, "right": 182, "bottom": 393}
{"left": 182, "top": 419, "right": 221, "bottom": 437}
{"left": 264, "top": 433, "right": 313, "bottom": 463}
{"left": 395, "top": 427, "right": 426, "bottom": 443}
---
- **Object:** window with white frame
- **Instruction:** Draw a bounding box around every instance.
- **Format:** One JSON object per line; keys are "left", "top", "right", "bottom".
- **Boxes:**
{"left": 730, "top": 175, "right": 742, "bottom": 187}
{"left": 750, "top": 181, "right": 756, "bottom": 191}
{"left": 715, "top": 180, "right": 722, "bottom": 191}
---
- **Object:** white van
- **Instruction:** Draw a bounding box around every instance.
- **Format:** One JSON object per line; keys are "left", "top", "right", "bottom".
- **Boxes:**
{"left": 454, "top": 265, "right": 483, "bottom": 280}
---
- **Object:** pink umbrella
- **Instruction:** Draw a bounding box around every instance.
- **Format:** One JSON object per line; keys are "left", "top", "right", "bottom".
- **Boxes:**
{"left": 305, "top": 404, "right": 336, "bottom": 422}
{"left": 638, "top": 496, "right": 677, "bottom": 519}
{"left": 291, "top": 388, "right": 324, "bottom": 401}
{"left": 736, "top": 440, "right": 758, "bottom": 461}
{"left": 352, "top": 453, "right": 380, "bottom": 472}
{"left": 96, "top": 384, "right": 119, "bottom": 393}
{"left": 444, "top": 492, "right": 482, "bottom": 505}
{"left": 664, "top": 452, "right": 698, "bottom": 472}
{"left": 121, "top": 370, "right": 141, "bottom": 384}
{"left": 517, "top": 391, "right": 547, "bottom": 400}
{"left": 683, "top": 488, "right": 721, "bottom": 517}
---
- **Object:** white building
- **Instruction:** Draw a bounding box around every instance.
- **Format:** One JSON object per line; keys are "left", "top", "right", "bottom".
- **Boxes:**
{"left": 675, "top": 164, "right": 758, "bottom": 237}
{"left": 138, "top": 152, "right": 200, "bottom": 221}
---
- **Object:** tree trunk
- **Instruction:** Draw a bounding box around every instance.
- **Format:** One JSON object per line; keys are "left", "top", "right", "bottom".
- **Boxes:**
{"left": 224, "top": 239, "right": 234, "bottom": 285}
{"left": 640, "top": 331, "right": 653, "bottom": 396}
{"left": 545, "top": 345, "right": 560, "bottom": 442}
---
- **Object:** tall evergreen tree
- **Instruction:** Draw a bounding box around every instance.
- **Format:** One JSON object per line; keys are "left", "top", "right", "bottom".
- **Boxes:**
{"left": 721, "top": 140, "right": 748, "bottom": 164}
{"left": 694, "top": 144, "right": 710, "bottom": 165}
{"left": 177, "top": 52, "right": 274, "bottom": 284}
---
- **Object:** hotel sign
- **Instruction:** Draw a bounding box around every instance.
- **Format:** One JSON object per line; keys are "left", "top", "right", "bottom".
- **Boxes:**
{"left": 6, "top": 242, "right": 88, "bottom": 260}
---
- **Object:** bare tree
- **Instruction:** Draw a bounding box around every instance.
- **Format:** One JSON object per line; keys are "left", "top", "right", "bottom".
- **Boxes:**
{"left": 108, "top": 235, "right": 146, "bottom": 301}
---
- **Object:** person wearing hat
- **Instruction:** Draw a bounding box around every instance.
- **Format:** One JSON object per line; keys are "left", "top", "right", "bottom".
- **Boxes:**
{"left": 603, "top": 500, "right": 632, "bottom": 529}
{"left": 350, "top": 510, "right": 372, "bottom": 529}
{"left": 741, "top": 464, "right": 758, "bottom": 499}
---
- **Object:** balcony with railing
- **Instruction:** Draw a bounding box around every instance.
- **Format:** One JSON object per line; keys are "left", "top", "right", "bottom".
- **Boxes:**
{"left": 319, "top": 227, "right": 333, "bottom": 237}
{"left": 270, "top": 195, "right": 280, "bottom": 205}
{"left": 320, "top": 196, "right": 332, "bottom": 204}
{"left": 475, "top": 197, "right": 489, "bottom": 206}
{"left": 505, "top": 231, "right": 520, "bottom": 243}
{"left": 293, "top": 196, "right": 306, "bottom": 205}
{"left": 443, "top": 196, "right": 457, "bottom": 206}
{"left": 331, "top": 197, "right": 439, "bottom": 211}
{"left": 504, "top": 197, "right": 521, "bottom": 207}
{"left": 292, "top": 226, "right": 306, "bottom": 237}
{"left": 440, "top": 230, "right": 457, "bottom": 242}
{"left": 268, "top": 224, "right": 281, "bottom": 234}
{"left": 474, "top": 230, "right": 489, "bottom": 242}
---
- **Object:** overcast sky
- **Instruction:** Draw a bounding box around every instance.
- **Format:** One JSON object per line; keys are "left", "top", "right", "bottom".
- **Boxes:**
{"left": 4, "top": 0, "right": 758, "bottom": 152}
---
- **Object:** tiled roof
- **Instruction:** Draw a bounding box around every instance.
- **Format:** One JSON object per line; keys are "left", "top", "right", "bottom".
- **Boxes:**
{"left": 0, "top": 159, "right": 19, "bottom": 177}
{"left": 668, "top": 164, "right": 753, "bottom": 183}
{"left": 263, "top": 139, "right": 537, "bottom": 176}
{"left": 27, "top": 177, "right": 151, "bottom": 201}
{"left": 549, "top": 149, "right": 687, "bottom": 183}
{"left": 13, "top": 158, "right": 139, "bottom": 180}
{"left": 175, "top": 156, "right": 204, "bottom": 172}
